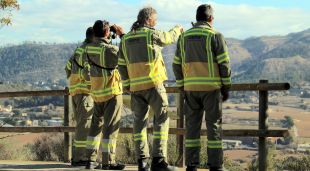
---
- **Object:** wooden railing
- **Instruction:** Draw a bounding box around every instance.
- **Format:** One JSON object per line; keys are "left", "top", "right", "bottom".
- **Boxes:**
{"left": 0, "top": 80, "right": 290, "bottom": 171}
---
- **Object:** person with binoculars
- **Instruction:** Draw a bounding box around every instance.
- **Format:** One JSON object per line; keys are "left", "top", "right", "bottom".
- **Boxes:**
{"left": 83, "top": 20, "right": 126, "bottom": 170}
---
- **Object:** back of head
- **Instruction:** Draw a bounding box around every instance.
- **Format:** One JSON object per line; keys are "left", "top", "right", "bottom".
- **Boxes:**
{"left": 131, "top": 6, "right": 157, "bottom": 31}
{"left": 196, "top": 4, "right": 213, "bottom": 22}
{"left": 85, "top": 27, "right": 94, "bottom": 43}
{"left": 93, "top": 20, "right": 109, "bottom": 37}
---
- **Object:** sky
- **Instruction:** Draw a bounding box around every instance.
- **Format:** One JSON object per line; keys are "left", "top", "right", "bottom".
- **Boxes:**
{"left": 0, "top": 0, "right": 309, "bottom": 46}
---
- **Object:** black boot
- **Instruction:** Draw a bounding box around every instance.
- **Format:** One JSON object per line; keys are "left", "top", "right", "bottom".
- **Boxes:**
{"left": 71, "top": 160, "right": 88, "bottom": 166}
{"left": 186, "top": 165, "right": 197, "bottom": 171}
{"left": 138, "top": 158, "right": 150, "bottom": 171}
{"left": 85, "top": 161, "right": 101, "bottom": 169}
{"left": 101, "top": 163, "right": 125, "bottom": 170}
{"left": 151, "top": 157, "right": 178, "bottom": 171}
{"left": 210, "top": 167, "right": 224, "bottom": 171}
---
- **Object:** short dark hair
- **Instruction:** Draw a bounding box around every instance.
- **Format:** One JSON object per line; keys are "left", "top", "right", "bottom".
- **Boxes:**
{"left": 93, "top": 20, "right": 109, "bottom": 37}
{"left": 86, "top": 27, "right": 94, "bottom": 39}
{"left": 196, "top": 4, "right": 213, "bottom": 22}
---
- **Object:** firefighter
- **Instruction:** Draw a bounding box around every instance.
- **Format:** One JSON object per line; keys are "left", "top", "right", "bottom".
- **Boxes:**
{"left": 118, "top": 7, "right": 183, "bottom": 171}
{"left": 173, "top": 4, "right": 231, "bottom": 171}
{"left": 65, "top": 27, "right": 94, "bottom": 167}
{"left": 84, "top": 20, "right": 125, "bottom": 170}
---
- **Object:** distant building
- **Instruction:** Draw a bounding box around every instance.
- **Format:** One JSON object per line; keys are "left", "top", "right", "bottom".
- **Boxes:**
{"left": 0, "top": 105, "right": 12, "bottom": 112}
{"left": 297, "top": 144, "right": 310, "bottom": 152}
{"left": 223, "top": 140, "right": 242, "bottom": 149}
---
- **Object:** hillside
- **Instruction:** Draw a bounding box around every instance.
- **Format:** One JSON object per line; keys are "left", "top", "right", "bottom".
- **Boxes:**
{"left": 0, "top": 28, "right": 309, "bottom": 84}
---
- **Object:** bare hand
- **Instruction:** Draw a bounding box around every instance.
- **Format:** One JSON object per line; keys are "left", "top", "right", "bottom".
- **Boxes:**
{"left": 176, "top": 25, "right": 184, "bottom": 33}
{"left": 112, "top": 24, "right": 125, "bottom": 36}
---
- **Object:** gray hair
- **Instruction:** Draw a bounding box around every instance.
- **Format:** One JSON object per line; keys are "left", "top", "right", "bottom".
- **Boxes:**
{"left": 131, "top": 7, "right": 157, "bottom": 31}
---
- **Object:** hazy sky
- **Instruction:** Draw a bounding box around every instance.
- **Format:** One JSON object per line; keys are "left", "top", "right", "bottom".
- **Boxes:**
{"left": 1, "top": 0, "right": 309, "bottom": 45}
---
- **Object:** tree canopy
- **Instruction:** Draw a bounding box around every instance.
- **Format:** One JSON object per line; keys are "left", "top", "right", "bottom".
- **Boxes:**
{"left": 0, "top": 0, "right": 20, "bottom": 26}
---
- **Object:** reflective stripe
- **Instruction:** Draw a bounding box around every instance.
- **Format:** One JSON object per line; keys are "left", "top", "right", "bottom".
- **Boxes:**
{"left": 207, "top": 140, "right": 223, "bottom": 149}
{"left": 66, "top": 61, "right": 72, "bottom": 70}
{"left": 86, "top": 136, "right": 101, "bottom": 149}
{"left": 73, "top": 140, "right": 87, "bottom": 148}
{"left": 134, "top": 130, "right": 147, "bottom": 141}
{"left": 69, "top": 83, "right": 90, "bottom": 93}
{"left": 101, "top": 139, "right": 116, "bottom": 152}
{"left": 75, "top": 48, "right": 84, "bottom": 56}
{"left": 184, "top": 77, "right": 222, "bottom": 86}
{"left": 185, "top": 28, "right": 215, "bottom": 35}
{"left": 185, "top": 139, "right": 201, "bottom": 148}
{"left": 176, "top": 79, "right": 184, "bottom": 87}
{"left": 221, "top": 77, "right": 231, "bottom": 85}
{"left": 153, "top": 131, "right": 168, "bottom": 140}
{"left": 86, "top": 46, "right": 102, "bottom": 54}
{"left": 118, "top": 58, "right": 126, "bottom": 65}
{"left": 206, "top": 33, "right": 214, "bottom": 77}
{"left": 180, "top": 34, "right": 185, "bottom": 64}
{"left": 216, "top": 52, "right": 229, "bottom": 63}
{"left": 91, "top": 86, "right": 122, "bottom": 97}
{"left": 173, "top": 56, "right": 181, "bottom": 64}
{"left": 122, "top": 79, "right": 130, "bottom": 87}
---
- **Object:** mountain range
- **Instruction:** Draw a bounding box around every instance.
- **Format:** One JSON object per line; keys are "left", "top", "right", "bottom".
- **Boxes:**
{"left": 0, "top": 28, "right": 309, "bottom": 85}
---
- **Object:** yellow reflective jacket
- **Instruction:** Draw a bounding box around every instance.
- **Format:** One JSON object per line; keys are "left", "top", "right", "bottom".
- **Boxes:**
{"left": 172, "top": 22, "right": 231, "bottom": 91}
{"left": 118, "top": 26, "right": 182, "bottom": 92}
{"left": 85, "top": 37, "right": 122, "bottom": 102}
{"left": 65, "top": 41, "right": 91, "bottom": 96}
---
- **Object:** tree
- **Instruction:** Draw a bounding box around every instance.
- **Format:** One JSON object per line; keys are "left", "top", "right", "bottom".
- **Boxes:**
{"left": 283, "top": 116, "right": 294, "bottom": 129}
{"left": 0, "top": 0, "right": 20, "bottom": 26}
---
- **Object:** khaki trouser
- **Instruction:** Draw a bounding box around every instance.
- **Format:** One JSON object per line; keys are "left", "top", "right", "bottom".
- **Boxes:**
{"left": 72, "top": 94, "right": 94, "bottom": 162}
{"left": 131, "top": 84, "right": 169, "bottom": 159}
{"left": 184, "top": 90, "right": 223, "bottom": 168}
{"left": 86, "top": 95, "right": 122, "bottom": 165}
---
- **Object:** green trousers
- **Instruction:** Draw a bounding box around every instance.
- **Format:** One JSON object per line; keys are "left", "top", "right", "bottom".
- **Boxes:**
{"left": 131, "top": 84, "right": 169, "bottom": 159}
{"left": 72, "top": 94, "right": 94, "bottom": 162}
{"left": 184, "top": 90, "right": 223, "bottom": 168}
{"left": 86, "top": 95, "right": 122, "bottom": 165}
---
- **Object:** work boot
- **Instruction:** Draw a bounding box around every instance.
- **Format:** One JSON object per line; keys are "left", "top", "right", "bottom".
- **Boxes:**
{"left": 151, "top": 157, "right": 178, "bottom": 171}
{"left": 210, "top": 167, "right": 225, "bottom": 171}
{"left": 71, "top": 160, "right": 88, "bottom": 166}
{"left": 138, "top": 158, "right": 150, "bottom": 171}
{"left": 186, "top": 165, "right": 197, "bottom": 171}
{"left": 85, "top": 161, "right": 101, "bottom": 169}
{"left": 101, "top": 163, "right": 125, "bottom": 170}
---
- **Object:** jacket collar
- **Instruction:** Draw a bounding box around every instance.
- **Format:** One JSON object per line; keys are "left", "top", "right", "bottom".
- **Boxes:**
{"left": 193, "top": 21, "right": 213, "bottom": 30}
{"left": 94, "top": 37, "right": 111, "bottom": 44}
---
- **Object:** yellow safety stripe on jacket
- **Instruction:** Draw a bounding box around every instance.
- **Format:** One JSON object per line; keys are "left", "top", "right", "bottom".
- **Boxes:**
{"left": 69, "top": 83, "right": 90, "bottom": 93}
{"left": 185, "top": 139, "right": 201, "bottom": 148}
{"left": 122, "top": 79, "right": 130, "bottom": 87}
{"left": 183, "top": 77, "right": 222, "bottom": 86}
{"left": 216, "top": 52, "right": 229, "bottom": 64}
{"left": 207, "top": 140, "right": 223, "bottom": 149}
{"left": 176, "top": 79, "right": 184, "bottom": 87}
{"left": 118, "top": 57, "right": 126, "bottom": 65}
{"left": 90, "top": 86, "right": 122, "bottom": 97}
{"left": 153, "top": 131, "right": 168, "bottom": 140}
{"left": 221, "top": 77, "right": 231, "bottom": 86}
{"left": 66, "top": 61, "right": 72, "bottom": 70}
{"left": 173, "top": 56, "right": 181, "bottom": 65}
